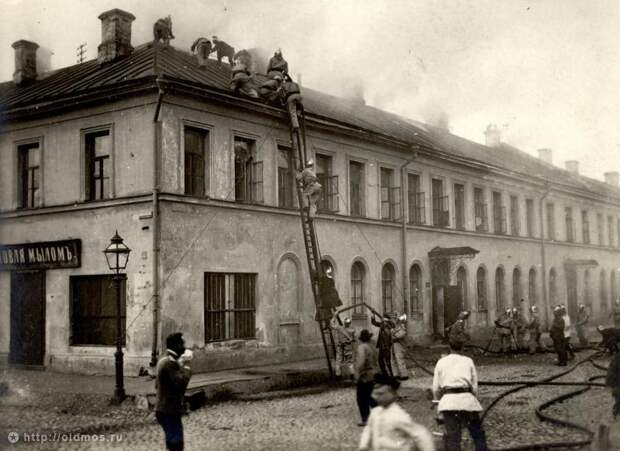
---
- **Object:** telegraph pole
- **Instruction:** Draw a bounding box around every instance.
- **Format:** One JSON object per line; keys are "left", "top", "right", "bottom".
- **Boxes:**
{"left": 76, "top": 43, "right": 87, "bottom": 64}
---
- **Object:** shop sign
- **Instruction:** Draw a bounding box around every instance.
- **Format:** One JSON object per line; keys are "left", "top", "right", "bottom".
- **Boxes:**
{"left": 0, "top": 239, "right": 81, "bottom": 271}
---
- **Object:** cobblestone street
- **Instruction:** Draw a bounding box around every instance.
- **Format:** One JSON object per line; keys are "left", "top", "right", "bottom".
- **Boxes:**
{"left": 1, "top": 349, "right": 614, "bottom": 450}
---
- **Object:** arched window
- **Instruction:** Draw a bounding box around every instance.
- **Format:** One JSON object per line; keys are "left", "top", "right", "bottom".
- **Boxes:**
{"left": 528, "top": 268, "right": 537, "bottom": 304}
{"left": 382, "top": 263, "right": 395, "bottom": 313}
{"left": 409, "top": 264, "right": 422, "bottom": 314}
{"left": 476, "top": 266, "right": 487, "bottom": 311}
{"left": 457, "top": 266, "right": 468, "bottom": 309}
{"left": 601, "top": 269, "right": 608, "bottom": 310}
{"left": 351, "top": 262, "right": 366, "bottom": 314}
{"left": 512, "top": 267, "right": 522, "bottom": 306}
{"left": 612, "top": 270, "right": 617, "bottom": 305}
{"left": 583, "top": 268, "right": 591, "bottom": 308}
{"left": 549, "top": 268, "right": 558, "bottom": 305}
{"left": 495, "top": 267, "right": 505, "bottom": 311}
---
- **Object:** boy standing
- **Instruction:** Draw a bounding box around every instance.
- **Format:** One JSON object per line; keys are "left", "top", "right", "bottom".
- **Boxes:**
{"left": 355, "top": 329, "right": 379, "bottom": 426}
{"left": 359, "top": 374, "right": 435, "bottom": 451}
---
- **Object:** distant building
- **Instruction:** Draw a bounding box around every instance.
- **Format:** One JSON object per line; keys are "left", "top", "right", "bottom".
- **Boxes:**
{"left": 1, "top": 9, "right": 620, "bottom": 374}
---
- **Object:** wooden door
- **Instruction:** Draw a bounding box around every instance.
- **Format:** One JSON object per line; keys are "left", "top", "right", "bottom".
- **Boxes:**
{"left": 10, "top": 271, "right": 45, "bottom": 366}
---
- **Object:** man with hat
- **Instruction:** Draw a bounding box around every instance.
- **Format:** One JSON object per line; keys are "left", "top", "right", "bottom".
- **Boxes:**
{"left": 560, "top": 304, "right": 575, "bottom": 360}
{"left": 358, "top": 374, "right": 435, "bottom": 451}
{"left": 495, "top": 308, "right": 514, "bottom": 354}
{"left": 447, "top": 311, "right": 471, "bottom": 350}
{"left": 575, "top": 304, "right": 590, "bottom": 348}
{"left": 354, "top": 329, "right": 379, "bottom": 426}
{"left": 597, "top": 325, "right": 620, "bottom": 354}
{"left": 432, "top": 340, "right": 487, "bottom": 450}
{"left": 296, "top": 159, "right": 322, "bottom": 218}
{"left": 391, "top": 313, "right": 409, "bottom": 380}
{"left": 331, "top": 314, "right": 355, "bottom": 378}
{"left": 550, "top": 306, "right": 567, "bottom": 366}
{"left": 371, "top": 313, "right": 396, "bottom": 377}
{"left": 526, "top": 305, "right": 542, "bottom": 354}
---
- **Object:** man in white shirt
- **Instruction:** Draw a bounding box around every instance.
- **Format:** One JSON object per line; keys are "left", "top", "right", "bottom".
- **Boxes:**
{"left": 560, "top": 304, "right": 575, "bottom": 360}
{"left": 432, "top": 342, "right": 488, "bottom": 451}
{"left": 359, "top": 374, "right": 435, "bottom": 451}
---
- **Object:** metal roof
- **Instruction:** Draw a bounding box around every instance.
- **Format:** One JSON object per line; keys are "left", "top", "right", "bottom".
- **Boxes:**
{"left": 1, "top": 43, "right": 619, "bottom": 201}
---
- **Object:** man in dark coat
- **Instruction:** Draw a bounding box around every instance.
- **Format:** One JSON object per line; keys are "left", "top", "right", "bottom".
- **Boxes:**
{"left": 598, "top": 325, "right": 620, "bottom": 353}
{"left": 156, "top": 332, "right": 192, "bottom": 451}
{"left": 371, "top": 313, "right": 395, "bottom": 377}
{"left": 606, "top": 349, "right": 620, "bottom": 418}
{"left": 354, "top": 329, "right": 379, "bottom": 426}
{"left": 550, "top": 307, "right": 567, "bottom": 366}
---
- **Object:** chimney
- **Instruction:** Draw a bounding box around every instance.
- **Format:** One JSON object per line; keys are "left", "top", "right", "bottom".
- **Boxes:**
{"left": 12, "top": 40, "right": 39, "bottom": 85}
{"left": 484, "top": 123, "right": 500, "bottom": 147}
{"left": 604, "top": 171, "right": 619, "bottom": 187}
{"left": 537, "top": 148, "right": 552, "bottom": 164}
{"left": 97, "top": 9, "right": 135, "bottom": 64}
{"left": 565, "top": 160, "right": 579, "bottom": 175}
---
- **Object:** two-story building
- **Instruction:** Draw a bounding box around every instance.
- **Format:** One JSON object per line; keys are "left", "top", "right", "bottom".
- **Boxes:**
{"left": 2, "top": 9, "right": 620, "bottom": 374}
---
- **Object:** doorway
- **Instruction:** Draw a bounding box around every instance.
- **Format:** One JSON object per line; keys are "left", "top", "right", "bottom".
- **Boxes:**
{"left": 10, "top": 271, "right": 46, "bottom": 366}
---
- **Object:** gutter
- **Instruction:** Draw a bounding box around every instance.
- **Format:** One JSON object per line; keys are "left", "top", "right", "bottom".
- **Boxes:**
{"left": 399, "top": 151, "right": 419, "bottom": 317}
{"left": 539, "top": 183, "right": 551, "bottom": 328}
{"left": 150, "top": 81, "right": 164, "bottom": 368}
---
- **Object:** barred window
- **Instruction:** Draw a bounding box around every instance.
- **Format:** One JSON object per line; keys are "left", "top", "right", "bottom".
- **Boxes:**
{"left": 351, "top": 261, "right": 366, "bottom": 314}
{"left": 204, "top": 273, "right": 256, "bottom": 342}
{"left": 409, "top": 264, "right": 422, "bottom": 314}
{"left": 476, "top": 267, "right": 487, "bottom": 311}
{"left": 70, "top": 275, "right": 125, "bottom": 346}
{"left": 382, "top": 263, "right": 395, "bottom": 313}
{"left": 495, "top": 267, "right": 505, "bottom": 311}
{"left": 408, "top": 173, "right": 425, "bottom": 225}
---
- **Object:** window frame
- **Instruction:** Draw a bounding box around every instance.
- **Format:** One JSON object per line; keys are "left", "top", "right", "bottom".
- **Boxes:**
{"left": 233, "top": 134, "right": 263, "bottom": 204}
{"left": 348, "top": 159, "right": 366, "bottom": 217}
{"left": 351, "top": 261, "right": 367, "bottom": 316}
{"left": 409, "top": 264, "right": 423, "bottom": 315}
{"left": 407, "top": 172, "right": 425, "bottom": 225}
{"left": 183, "top": 125, "right": 210, "bottom": 197}
{"left": 565, "top": 207, "right": 574, "bottom": 243}
{"left": 81, "top": 125, "right": 114, "bottom": 202}
{"left": 454, "top": 183, "right": 465, "bottom": 230}
{"left": 379, "top": 166, "right": 400, "bottom": 221}
{"left": 277, "top": 145, "right": 296, "bottom": 208}
{"left": 431, "top": 177, "right": 449, "bottom": 227}
{"left": 15, "top": 138, "right": 43, "bottom": 210}
{"left": 474, "top": 186, "right": 488, "bottom": 232}
{"left": 582, "top": 210, "right": 590, "bottom": 244}
{"left": 525, "top": 198, "right": 534, "bottom": 237}
{"left": 509, "top": 195, "right": 520, "bottom": 236}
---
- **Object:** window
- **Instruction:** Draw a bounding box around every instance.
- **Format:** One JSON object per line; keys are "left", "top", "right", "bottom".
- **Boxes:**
{"left": 17, "top": 142, "right": 40, "bottom": 209}
{"left": 600, "top": 270, "right": 608, "bottom": 310}
{"left": 204, "top": 272, "right": 256, "bottom": 342}
{"left": 184, "top": 127, "right": 208, "bottom": 197}
{"left": 409, "top": 264, "right": 422, "bottom": 314}
{"left": 582, "top": 210, "right": 590, "bottom": 244}
{"left": 351, "top": 261, "right": 366, "bottom": 314}
{"left": 584, "top": 269, "right": 592, "bottom": 307}
{"left": 525, "top": 198, "right": 534, "bottom": 237}
{"left": 316, "top": 154, "right": 339, "bottom": 213}
{"left": 528, "top": 268, "right": 537, "bottom": 304}
{"left": 565, "top": 207, "right": 574, "bottom": 242}
{"left": 608, "top": 216, "right": 614, "bottom": 247}
{"left": 277, "top": 146, "right": 295, "bottom": 208}
{"left": 380, "top": 168, "right": 400, "bottom": 221}
{"left": 546, "top": 203, "right": 556, "bottom": 240}
{"left": 349, "top": 161, "right": 365, "bottom": 217}
{"left": 85, "top": 129, "right": 111, "bottom": 201}
{"left": 70, "top": 275, "right": 125, "bottom": 346}
{"left": 457, "top": 266, "right": 467, "bottom": 309}
{"left": 382, "top": 263, "right": 396, "bottom": 313}
{"left": 476, "top": 267, "right": 487, "bottom": 311}
{"left": 454, "top": 184, "right": 465, "bottom": 229}
{"left": 408, "top": 173, "right": 425, "bottom": 225}
{"left": 495, "top": 267, "right": 505, "bottom": 310}
{"left": 509, "top": 195, "right": 520, "bottom": 235}
{"left": 432, "top": 178, "right": 449, "bottom": 227}
{"left": 597, "top": 213, "right": 604, "bottom": 245}
{"left": 492, "top": 191, "right": 507, "bottom": 234}
{"left": 474, "top": 187, "right": 488, "bottom": 232}
{"left": 512, "top": 267, "right": 522, "bottom": 306}
{"left": 549, "top": 268, "right": 558, "bottom": 305}
{"left": 234, "top": 137, "right": 263, "bottom": 204}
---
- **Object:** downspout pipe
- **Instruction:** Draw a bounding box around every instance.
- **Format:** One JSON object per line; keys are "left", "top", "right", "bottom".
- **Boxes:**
{"left": 150, "top": 83, "right": 164, "bottom": 368}
{"left": 539, "top": 184, "right": 551, "bottom": 329}
{"left": 400, "top": 151, "right": 419, "bottom": 316}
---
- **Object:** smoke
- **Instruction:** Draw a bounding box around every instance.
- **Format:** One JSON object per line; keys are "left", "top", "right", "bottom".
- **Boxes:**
{"left": 420, "top": 102, "right": 450, "bottom": 132}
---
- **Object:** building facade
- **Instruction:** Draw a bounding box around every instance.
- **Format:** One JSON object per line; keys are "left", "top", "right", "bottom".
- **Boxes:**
{"left": 1, "top": 9, "right": 620, "bottom": 374}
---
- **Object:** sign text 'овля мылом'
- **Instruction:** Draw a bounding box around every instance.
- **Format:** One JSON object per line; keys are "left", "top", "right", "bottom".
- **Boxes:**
{"left": 0, "top": 239, "right": 81, "bottom": 271}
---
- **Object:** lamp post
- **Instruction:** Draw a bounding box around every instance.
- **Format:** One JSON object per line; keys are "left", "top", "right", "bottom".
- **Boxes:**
{"left": 103, "top": 230, "right": 131, "bottom": 404}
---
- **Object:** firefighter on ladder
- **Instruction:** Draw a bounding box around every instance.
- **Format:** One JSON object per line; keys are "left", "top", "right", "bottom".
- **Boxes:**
{"left": 296, "top": 159, "right": 322, "bottom": 218}
{"left": 331, "top": 315, "right": 355, "bottom": 378}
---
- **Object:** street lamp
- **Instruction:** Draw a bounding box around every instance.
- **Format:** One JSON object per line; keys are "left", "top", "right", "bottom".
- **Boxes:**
{"left": 103, "top": 230, "right": 131, "bottom": 404}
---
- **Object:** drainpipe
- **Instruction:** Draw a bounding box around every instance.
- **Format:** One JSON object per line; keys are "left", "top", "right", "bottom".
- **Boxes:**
{"left": 150, "top": 83, "right": 164, "bottom": 368}
{"left": 400, "top": 151, "right": 419, "bottom": 315}
{"left": 539, "top": 183, "right": 551, "bottom": 329}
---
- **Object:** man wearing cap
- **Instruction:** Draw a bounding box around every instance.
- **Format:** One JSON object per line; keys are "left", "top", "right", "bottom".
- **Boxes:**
{"left": 391, "top": 314, "right": 409, "bottom": 380}
{"left": 432, "top": 340, "right": 488, "bottom": 451}
{"left": 332, "top": 315, "right": 355, "bottom": 378}
{"left": 447, "top": 311, "right": 471, "bottom": 350}
{"left": 550, "top": 306, "right": 567, "bottom": 366}
{"left": 296, "top": 159, "right": 322, "bottom": 218}
{"left": 371, "top": 313, "right": 395, "bottom": 377}
{"left": 354, "top": 329, "right": 379, "bottom": 426}
{"left": 597, "top": 325, "right": 620, "bottom": 354}
{"left": 561, "top": 305, "right": 575, "bottom": 360}
{"left": 359, "top": 374, "right": 435, "bottom": 451}
{"left": 576, "top": 304, "right": 590, "bottom": 348}
{"left": 526, "top": 305, "right": 542, "bottom": 354}
{"left": 495, "top": 308, "right": 514, "bottom": 354}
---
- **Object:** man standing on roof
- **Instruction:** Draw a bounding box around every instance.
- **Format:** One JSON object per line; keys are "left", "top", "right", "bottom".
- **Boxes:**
{"left": 190, "top": 37, "right": 212, "bottom": 68}
{"left": 281, "top": 74, "right": 303, "bottom": 129}
{"left": 267, "top": 49, "right": 288, "bottom": 79}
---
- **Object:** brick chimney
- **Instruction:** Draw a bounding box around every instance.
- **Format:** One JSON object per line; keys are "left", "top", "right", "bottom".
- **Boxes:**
{"left": 604, "top": 171, "right": 619, "bottom": 187}
{"left": 537, "top": 148, "right": 552, "bottom": 164}
{"left": 565, "top": 160, "right": 579, "bottom": 175}
{"left": 97, "top": 9, "right": 135, "bottom": 64}
{"left": 484, "top": 124, "right": 500, "bottom": 147}
{"left": 12, "top": 40, "right": 39, "bottom": 85}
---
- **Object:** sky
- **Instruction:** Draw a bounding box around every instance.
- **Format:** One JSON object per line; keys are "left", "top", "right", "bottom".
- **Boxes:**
{"left": 1, "top": 0, "right": 619, "bottom": 181}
